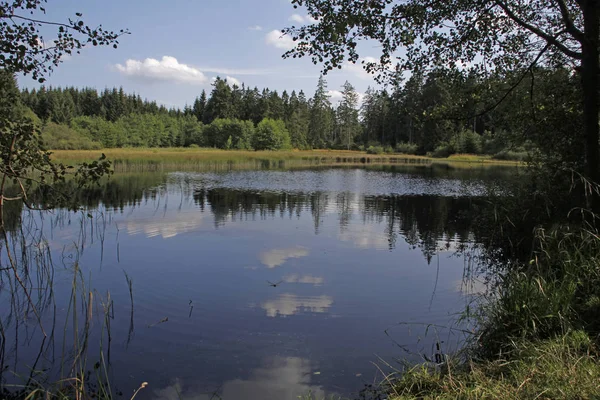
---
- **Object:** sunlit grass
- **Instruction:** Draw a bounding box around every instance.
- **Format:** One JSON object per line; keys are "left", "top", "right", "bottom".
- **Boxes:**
{"left": 49, "top": 148, "right": 520, "bottom": 172}
{"left": 51, "top": 148, "right": 426, "bottom": 162}
{"left": 388, "top": 331, "right": 600, "bottom": 399}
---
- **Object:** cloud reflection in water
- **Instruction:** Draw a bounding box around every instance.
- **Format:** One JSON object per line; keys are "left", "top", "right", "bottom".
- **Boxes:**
{"left": 152, "top": 357, "right": 326, "bottom": 400}
{"left": 126, "top": 212, "right": 204, "bottom": 239}
{"left": 261, "top": 294, "right": 333, "bottom": 317}
{"left": 259, "top": 246, "right": 309, "bottom": 268}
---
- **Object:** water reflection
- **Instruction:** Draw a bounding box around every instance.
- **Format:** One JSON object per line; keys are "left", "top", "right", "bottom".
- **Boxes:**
{"left": 261, "top": 294, "right": 334, "bottom": 317}
{"left": 126, "top": 211, "right": 205, "bottom": 239}
{"left": 259, "top": 247, "right": 310, "bottom": 268}
{"left": 195, "top": 188, "right": 482, "bottom": 261}
{"left": 153, "top": 357, "right": 325, "bottom": 400}
{"left": 283, "top": 274, "right": 324, "bottom": 286}
{"left": 0, "top": 165, "right": 510, "bottom": 398}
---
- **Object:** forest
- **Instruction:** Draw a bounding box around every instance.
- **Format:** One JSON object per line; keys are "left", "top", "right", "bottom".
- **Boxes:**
{"left": 18, "top": 67, "right": 574, "bottom": 161}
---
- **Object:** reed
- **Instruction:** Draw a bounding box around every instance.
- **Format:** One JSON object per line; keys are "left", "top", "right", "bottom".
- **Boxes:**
{"left": 48, "top": 148, "right": 520, "bottom": 173}
{"left": 0, "top": 210, "right": 147, "bottom": 399}
{"left": 383, "top": 218, "right": 600, "bottom": 399}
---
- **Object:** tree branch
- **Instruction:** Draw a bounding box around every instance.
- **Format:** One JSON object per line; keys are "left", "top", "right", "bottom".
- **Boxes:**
{"left": 556, "top": 0, "right": 585, "bottom": 41}
{"left": 496, "top": 0, "right": 583, "bottom": 59}
{"left": 444, "top": 41, "right": 552, "bottom": 122}
{"left": 7, "top": 13, "right": 78, "bottom": 29}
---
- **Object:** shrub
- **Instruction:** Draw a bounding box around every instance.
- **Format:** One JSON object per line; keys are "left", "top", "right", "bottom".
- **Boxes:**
{"left": 366, "top": 145, "right": 385, "bottom": 155}
{"left": 395, "top": 142, "right": 419, "bottom": 154}
{"left": 253, "top": 118, "right": 292, "bottom": 150}
{"left": 453, "top": 130, "right": 482, "bottom": 154}
{"left": 71, "top": 116, "right": 123, "bottom": 147}
{"left": 42, "top": 122, "right": 102, "bottom": 150}
{"left": 492, "top": 150, "right": 528, "bottom": 162}
{"left": 204, "top": 118, "right": 254, "bottom": 149}
{"left": 431, "top": 142, "right": 455, "bottom": 158}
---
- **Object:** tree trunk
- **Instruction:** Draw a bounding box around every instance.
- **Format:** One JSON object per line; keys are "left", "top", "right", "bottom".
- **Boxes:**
{"left": 582, "top": 0, "right": 600, "bottom": 211}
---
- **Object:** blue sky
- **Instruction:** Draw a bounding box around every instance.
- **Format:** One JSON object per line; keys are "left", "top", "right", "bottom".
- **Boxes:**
{"left": 18, "top": 0, "right": 379, "bottom": 108}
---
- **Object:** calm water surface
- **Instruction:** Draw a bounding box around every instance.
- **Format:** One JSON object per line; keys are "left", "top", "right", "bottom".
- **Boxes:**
{"left": 1, "top": 165, "right": 516, "bottom": 399}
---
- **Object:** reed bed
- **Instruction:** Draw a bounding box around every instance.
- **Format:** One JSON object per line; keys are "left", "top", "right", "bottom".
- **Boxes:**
{"left": 0, "top": 209, "right": 147, "bottom": 399}
{"left": 49, "top": 148, "right": 519, "bottom": 173}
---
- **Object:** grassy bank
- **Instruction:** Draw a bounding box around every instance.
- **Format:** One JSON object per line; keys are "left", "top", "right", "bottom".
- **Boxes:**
{"left": 385, "top": 223, "right": 600, "bottom": 399}
{"left": 388, "top": 331, "right": 600, "bottom": 399}
{"left": 49, "top": 148, "right": 520, "bottom": 172}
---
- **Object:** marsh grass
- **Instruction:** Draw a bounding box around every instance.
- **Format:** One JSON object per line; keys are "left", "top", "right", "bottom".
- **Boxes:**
{"left": 385, "top": 220, "right": 600, "bottom": 399}
{"left": 388, "top": 331, "right": 600, "bottom": 399}
{"left": 0, "top": 210, "right": 147, "bottom": 400}
{"left": 48, "top": 148, "right": 519, "bottom": 173}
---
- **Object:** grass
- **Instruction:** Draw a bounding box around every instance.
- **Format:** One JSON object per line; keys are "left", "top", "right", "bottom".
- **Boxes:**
{"left": 383, "top": 218, "right": 600, "bottom": 399}
{"left": 388, "top": 331, "right": 600, "bottom": 399}
{"left": 48, "top": 148, "right": 520, "bottom": 173}
{"left": 0, "top": 210, "right": 147, "bottom": 400}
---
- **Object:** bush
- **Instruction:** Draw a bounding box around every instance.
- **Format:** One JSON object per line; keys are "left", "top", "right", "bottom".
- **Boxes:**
{"left": 71, "top": 116, "right": 123, "bottom": 147}
{"left": 42, "top": 122, "right": 102, "bottom": 150}
{"left": 253, "top": 118, "right": 292, "bottom": 150}
{"left": 366, "top": 145, "right": 385, "bottom": 155}
{"left": 431, "top": 142, "right": 455, "bottom": 158}
{"left": 477, "top": 226, "right": 600, "bottom": 358}
{"left": 492, "top": 150, "right": 528, "bottom": 161}
{"left": 204, "top": 118, "right": 254, "bottom": 149}
{"left": 395, "top": 142, "right": 419, "bottom": 154}
{"left": 390, "top": 331, "right": 600, "bottom": 400}
{"left": 453, "top": 130, "right": 482, "bottom": 154}
{"left": 188, "top": 143, "right": 200, "bottom": 149}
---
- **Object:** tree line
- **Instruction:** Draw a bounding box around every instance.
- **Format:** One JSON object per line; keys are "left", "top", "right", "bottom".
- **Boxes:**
{"left": 17, "top": 68, "right": 575, "bottom": 159}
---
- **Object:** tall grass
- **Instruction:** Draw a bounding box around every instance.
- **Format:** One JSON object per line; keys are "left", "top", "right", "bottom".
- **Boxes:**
{"left": 385, "top": 220, "right": 600, "bottom": 399}
{"left": 388, "top": 331, "right": 600, "bottom": 399}
{"left": 48, "top": 148, "right": 520, "bottom": 173}
{"left": 0, "top": 210, "right": 147, "bottom": 399}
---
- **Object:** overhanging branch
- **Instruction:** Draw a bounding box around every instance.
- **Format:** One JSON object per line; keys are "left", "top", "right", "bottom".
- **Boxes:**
{"left": 496, "top": 0, "right": 583, "bottom": 59}
{"left": 556, "top": 0, "right": 585, "bottom": 41}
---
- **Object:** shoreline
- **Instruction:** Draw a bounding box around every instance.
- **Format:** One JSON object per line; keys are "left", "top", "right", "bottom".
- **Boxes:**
{"left": 49, "top": 148, "right": 522, "bottom": 168}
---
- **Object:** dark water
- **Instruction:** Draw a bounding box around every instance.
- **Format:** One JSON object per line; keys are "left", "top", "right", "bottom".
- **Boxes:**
{"left": 0, "top": 165, "right": 517, "bottom": 399}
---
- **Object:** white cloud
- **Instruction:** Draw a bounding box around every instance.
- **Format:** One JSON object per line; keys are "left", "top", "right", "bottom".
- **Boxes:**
{"left": 328, "top": 90, "right": 343, "bottom": 103}
{"left": 342, "top": 56, "right": 398, "bottom": 82}
{"left": 327, "top": 90, "right": 365, "bottom": 107}
{"left": 115, "top": 56, "right": 208, "bottom": 85}
{"left": 289, "top": 14, "right": 318, "bottom": 24}
{"left": 289, "top": 14, "right": 305, "bottom": 23}
{"left": 343, "top": 58, "right": 375, "bottom": 80}
{"left": 226, "top": 76, "right": 241, "bottom": 86}
{"left": 265, "top": 30, "right": 295, "bottom": 50}
{"left": 198, "top": 66, "right": 273, "bottom": 76}
{"left": 248, "top": 25, "right": 263, "bottom": 31}
{"left": 211, "top": 76, "right": 242, "bottom": 87}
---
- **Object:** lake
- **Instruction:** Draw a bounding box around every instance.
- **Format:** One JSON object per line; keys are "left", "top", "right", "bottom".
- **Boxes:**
{"left": 0, "top": 164, "right": 517, "bottom": 399}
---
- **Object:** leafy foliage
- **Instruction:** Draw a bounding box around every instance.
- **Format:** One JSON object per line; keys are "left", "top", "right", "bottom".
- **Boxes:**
{"left": 281, "top": 0, "right": 600, "bottom": 210}
{"left": 0, "top": 1, "right": 125, "bottom": 226}
{"left": 204, "top": 118, "right": 254, "bottom": 149}
{"left": 0, "top": 0, "right": 128, "bottom": 82}
{"left": 253, "top": 118, "right": 292, "bottom": 150}
{"left": 41, "top": 122, "right": 101, "bottom": 150}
